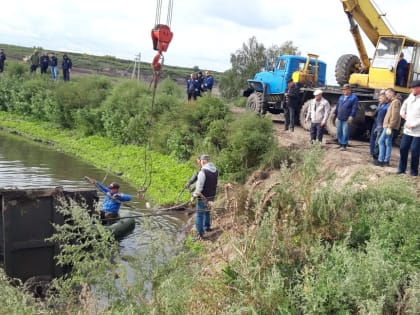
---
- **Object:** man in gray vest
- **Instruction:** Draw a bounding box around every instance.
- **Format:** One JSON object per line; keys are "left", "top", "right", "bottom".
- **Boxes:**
{"left": 191, "top": 154, "right": 218, "bottom": 240}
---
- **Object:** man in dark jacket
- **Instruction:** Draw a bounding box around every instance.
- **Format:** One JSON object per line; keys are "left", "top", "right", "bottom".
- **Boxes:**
{"left": 396, "top": 53, "right": 408, "bottom": 87}
{"left": 30, "top": 50, "right": 40, "bottom": 73}
{"left": 62, "top": 54, "right": 72, "bottom": 81}
{"left": 191, "top": 154, "right": 218, "bottom": 240}
{"left": 334, "top": 84, "right": 359, "bottom": 150}
{"left": 40, "top": 52, "right": 50, "bottom": 74}
{"left": 50, "top": 52, "right": 58, "bottom": 80}
{"left": 0, "top": 48, "right": 6, "bottom": 73}
{"left": 204, "top": 70, "right": 214, "bottom": 93}
{"left": 284, "top": 79, "right": 300, "bottom": 131}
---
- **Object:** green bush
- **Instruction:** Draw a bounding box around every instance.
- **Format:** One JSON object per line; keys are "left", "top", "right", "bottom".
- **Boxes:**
{"left": 185, "top": 96, "right": 231, "bottom": 136}
{"left": 101, "top": 80, "right": 152, "bottom": 144}
{"left": 218, "top": 112, "right": 275, "bottom": 181}
{"left": 0, "top": 269, "right": 40, "bottom": 314}
{"left": 4, "top": 60, "right": 27, "bottom": 78}
{"left": 54, "top": 76, "right": 112, "bottom": 130}
{"left": 0, "top": 77, "right": 18, "bottom": 111}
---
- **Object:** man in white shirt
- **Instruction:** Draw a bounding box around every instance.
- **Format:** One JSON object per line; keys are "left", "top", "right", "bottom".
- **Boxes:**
{"left": 397, "top": 80, "right": 420, "bottom": 176}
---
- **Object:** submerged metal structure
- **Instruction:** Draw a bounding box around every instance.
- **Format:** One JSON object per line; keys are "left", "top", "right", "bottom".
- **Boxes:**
{"left": 0, "top": 187, "right": 98, "bottom": 283}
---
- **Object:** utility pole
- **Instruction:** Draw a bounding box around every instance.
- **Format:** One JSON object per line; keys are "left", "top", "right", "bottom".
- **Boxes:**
{"left": 131, "top": 52, "right": 141, "bottom": 80}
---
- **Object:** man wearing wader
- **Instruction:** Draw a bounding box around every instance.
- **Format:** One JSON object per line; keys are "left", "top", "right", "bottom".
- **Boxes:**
{"left": 190, "top": 155, "right": 218, "bottom": 240}
{"left": 86, "top": 177, "right": 132, "bottom": 224}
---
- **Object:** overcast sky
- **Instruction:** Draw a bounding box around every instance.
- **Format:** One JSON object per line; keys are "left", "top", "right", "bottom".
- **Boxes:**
{"left": 1, "top": 0, "right": 418, "bottom": 84}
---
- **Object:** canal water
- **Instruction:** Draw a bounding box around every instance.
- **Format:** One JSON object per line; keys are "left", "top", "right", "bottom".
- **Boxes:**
{"left": 0, "top": 130, "right": 190, "bottom": 260}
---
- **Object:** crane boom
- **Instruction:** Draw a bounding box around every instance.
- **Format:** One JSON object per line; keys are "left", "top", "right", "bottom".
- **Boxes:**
{"left": 341, "top": 0, "right": 393, "bottom": 71}
{"left": 341, "top": 0, "right": 393, "bottom": 45}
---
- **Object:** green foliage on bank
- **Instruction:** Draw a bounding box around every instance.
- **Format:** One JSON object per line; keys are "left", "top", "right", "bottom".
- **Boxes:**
{"left": 0, "top": 111, "right": 193, "bottom": 205}
{"left": 148, "top": 146, "right": 420, "bottom": 314}
{"left": 0, "top": 126, "right": 418, "bottom": 313}
{"left": 0, "top": 72, "right": 279, "bottom": 203}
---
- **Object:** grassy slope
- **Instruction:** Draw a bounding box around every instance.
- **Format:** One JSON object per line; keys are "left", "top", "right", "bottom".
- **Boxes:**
{"left": 0, "top": 43, "right": 222, "bottom": 81}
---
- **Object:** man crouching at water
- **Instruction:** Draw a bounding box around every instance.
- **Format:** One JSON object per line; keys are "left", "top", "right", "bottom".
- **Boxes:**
{"left": 86, "top": 177, "right": 132, "bottom": 223}
{"left": 190, "top": 155, "right": 218, "bottom": 240}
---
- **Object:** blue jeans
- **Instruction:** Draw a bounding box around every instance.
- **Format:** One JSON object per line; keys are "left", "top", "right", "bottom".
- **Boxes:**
{"left": 336, "top": 119, "right": 350, "bottom": 146}
{"left": 378, "top": 129, "right": 394, "bottom": 162}
{"left": 195, "top": 199, "right": 211, "bottom": 237}
{"left": 51, "top": 66, "right": 58, "bottom": 80}
{"left": 398, "top": 134, "right": 420, "bottom": 176}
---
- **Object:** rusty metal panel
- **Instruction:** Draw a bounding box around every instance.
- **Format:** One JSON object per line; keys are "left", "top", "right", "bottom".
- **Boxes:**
{"left": 0, "top": 187, "right": 98, "bottom": 282}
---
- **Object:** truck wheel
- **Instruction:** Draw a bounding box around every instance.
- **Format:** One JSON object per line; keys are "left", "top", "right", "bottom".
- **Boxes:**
{"left": 246, "top": 92, "right": 263, "bottom": 114}
{"left": 335, "top": 54, "right": 361, "bottom": 86}
{"left": 326, "top": 105, "right": 358, "bottom": 138}
{"left": 299, "top": 100, "right": 311, "bottom": 131}
{"left": 326, "top": 106, "right": 338, "bottom": 137}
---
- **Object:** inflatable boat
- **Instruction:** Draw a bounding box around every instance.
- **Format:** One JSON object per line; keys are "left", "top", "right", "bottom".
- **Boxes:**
{"left": 104, "top": 210, "right": 135, "bottom": 239}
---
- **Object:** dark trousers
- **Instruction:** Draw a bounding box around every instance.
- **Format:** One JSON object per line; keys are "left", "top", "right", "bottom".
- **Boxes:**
{"left": 30, "top": 65, "right": 38, "bottom": 73}
{"left": 63, "top": 69, "right": 70, "bottom": 81}
{"left": 100, "top": 210, "right": 118, "bottom": 225}
{"left": 40, "top": 65, "right": 48, "bottom": 74}
{"left": 284, "top": 105, "right": 296, "bottom": 129}
{"left": 398, "top": 134, "right": 420, "bottom": 176}
{"left": 310, "top": 123, "right": 324, "bottom": 142}
{"left": 0, "top": 61, "right": 4, "bottom": 72}
{"left": 369, "top": 125, "right": 382, "bottom": 159}
{"left": 187, "top": 92, "right": 196, "bottom": 101}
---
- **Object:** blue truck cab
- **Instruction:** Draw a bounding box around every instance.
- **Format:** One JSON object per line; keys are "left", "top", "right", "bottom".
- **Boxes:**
{"left": 243, "top": 54, "right": 327, "bottom": 114}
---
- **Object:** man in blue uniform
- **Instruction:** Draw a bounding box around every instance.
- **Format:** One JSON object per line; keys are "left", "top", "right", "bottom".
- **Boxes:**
{"left": 86, "top": 177, "right": 132, "bottom": 223}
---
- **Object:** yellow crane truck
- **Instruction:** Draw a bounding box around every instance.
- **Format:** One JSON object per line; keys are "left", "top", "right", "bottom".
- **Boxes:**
{"left": 322, "top": 0, "right": 420, "bottom": 137}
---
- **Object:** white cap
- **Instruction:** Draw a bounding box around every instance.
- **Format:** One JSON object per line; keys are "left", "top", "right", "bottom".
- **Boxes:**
{"left": 313, "top": 89, "right": 323, "bottom": 96}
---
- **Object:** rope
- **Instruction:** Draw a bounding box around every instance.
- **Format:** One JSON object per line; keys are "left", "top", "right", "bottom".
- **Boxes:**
{"left": 139, "top": 0, "right": 174, "bottom": 196}
{"left": 155, "top": 0, "right": 162, "bottom": 25}
{"left": 166, "top": 0, "right": 173, "bottom": 26}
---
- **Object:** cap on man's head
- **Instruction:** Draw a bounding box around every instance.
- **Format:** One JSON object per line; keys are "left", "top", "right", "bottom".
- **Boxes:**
{"left": 409, "top": 80, "right": 420, "bottom": 88}
{"left": 198, "top": 154, "right": 210, "bottom": 161}
{"left": 313, "top": 89, "right": 323, "bottom": 96}
{"left": 341, "top": 83, "right": 351, "bottom": 90}
{"left": 108, "top": 182, "right": 120, "bottom": 189}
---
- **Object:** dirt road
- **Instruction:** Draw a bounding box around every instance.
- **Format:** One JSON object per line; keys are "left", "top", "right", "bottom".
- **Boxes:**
{"left": 269, "top": 113, "right": 402, "bottom": 183}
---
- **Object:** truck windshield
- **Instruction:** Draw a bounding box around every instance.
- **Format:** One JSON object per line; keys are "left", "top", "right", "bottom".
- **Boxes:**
{"left": 276, "top": 59, "right": 286, "bottom": 70}
{"left": 372, "top": 37, "right": 404, "bottom": 69}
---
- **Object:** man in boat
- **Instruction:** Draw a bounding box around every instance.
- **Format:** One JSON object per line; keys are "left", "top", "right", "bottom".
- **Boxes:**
{"left": 190, "top": 155, "right": 218, "bottom": 240}
{"left": 86, "top": 177, "right": 132, "bottom": 223}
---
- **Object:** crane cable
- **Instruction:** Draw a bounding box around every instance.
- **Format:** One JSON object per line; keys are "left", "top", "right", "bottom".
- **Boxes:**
{"left": 155, "top": 0, "right": 173, "bottom": 26}
{"left": 138, "top": 0, "right": 174, "bottom": 199}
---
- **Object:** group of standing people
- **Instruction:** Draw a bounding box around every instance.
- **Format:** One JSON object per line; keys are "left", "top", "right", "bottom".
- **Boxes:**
{"left": 29, "top": 50, "right": 73, "bottom": 81}
{"left": 303, "top": 79, "right": 420, "bottom": 177}
{"left": 186, "top": 70, "right": 214, "bottom": 102}
{"left": 370, "top": 88, "right": 401, "bottom": 167}
{"left": 302, "top": 84, "right": 362, "bottom": 148}
{"left": 369, "top": 81, "right": 420, "bottom": 176}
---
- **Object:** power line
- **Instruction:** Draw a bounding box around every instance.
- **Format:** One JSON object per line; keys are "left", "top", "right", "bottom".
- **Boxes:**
{"left": 131, "top": 52, "right": 141, "bottom": 81}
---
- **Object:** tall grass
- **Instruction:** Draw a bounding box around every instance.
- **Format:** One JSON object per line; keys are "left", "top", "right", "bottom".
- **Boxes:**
{"left": 147, "top": 146, "right": 420, "bottom": 314}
